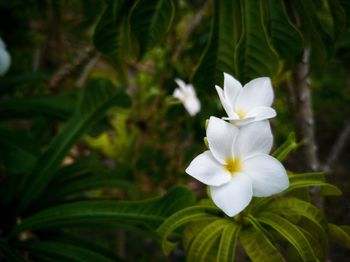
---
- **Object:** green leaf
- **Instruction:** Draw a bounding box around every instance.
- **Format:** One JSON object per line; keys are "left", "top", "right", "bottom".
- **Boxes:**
{"left": 186, "top": 219, "right": 230, "bottom": 262}
{"left": 316, "top": 184, "right": 343, "bottom": 196}
{"left": 327, "top": 0, "right": 346, "bottom": 37}
{"left": 93, "top": 0, "right": 129, "bottom": 59}
{"left": 182, "top": 220, "right": 213, "bottom": 252}
{"left": 328, "top": 223, "right": 350, "bottom": 249}
{"left": 272, "top": 132, "right": 300, "bottom": 162}
{"left": 217, "top": 223, "right": 241, "bottom": 262}
{"left": 157, "top": 205, "right": 221, "bottom": 255}
{"left": 129, "top": 0, "right": 174, "bottom": 58}
{"left": 240, "top": 225, "right": 285, "bottom": 262}
{"left": 0, "top": 91, "right": 77, "bottom": 120}
{"left": 18, "top": 79, "right": 131, "bottom": 212}
{"left": 0, "top": 239, "right": 25, "bottom": 262}
{"left": 42, "top": 231, "right": 121, "bottom": 261}
{"left": 235, "top": 0, "right": 280, "bottom": 82}
{"left": 22, "top": 241, "right": 115, "bottom": 262}
{"left": 265, "top": 197, "right": 327, "bottom": 228}
{"left": 0, "top": 127, "right": 39, "bottom": 174}
{"left": 285, "top": 172, "right": 342, "bottom": 195}
{"left": 192, "top": 0, "right": 238, "bottom": 90}
{"left": 13, "top": 186, "right": 195, "bottom": 235}
{"left": 40, "top": 172, "right": 131, "bottom": 206}
{"left": 257, "top": 212, "right": 317, "bottom": 261}
{"left": 267, "top": 0, "right": 303, "bottom": 59}
{"left": 298, "top": 221, "right": 327, "bottom": 260}
{"left": 293, "top": 0, "right": 331, "bottom": 71}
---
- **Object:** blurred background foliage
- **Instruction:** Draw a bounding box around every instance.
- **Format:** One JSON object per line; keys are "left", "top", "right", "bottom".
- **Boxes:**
{"left": 1, "top": 0, "right": 350, "bottom": 261}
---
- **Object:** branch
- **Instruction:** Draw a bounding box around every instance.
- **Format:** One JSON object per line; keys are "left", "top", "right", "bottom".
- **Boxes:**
{"left": 287, "top": 49, "right": 320, "bottom": 171}
{"left": 323, "top": 119, "right": 350, "bottom": 172}
{"left": 49, "top": 46, "right": 95, "bottom": 93}
{"left": 171, "top": 1, "right": 210, "bottom": 61}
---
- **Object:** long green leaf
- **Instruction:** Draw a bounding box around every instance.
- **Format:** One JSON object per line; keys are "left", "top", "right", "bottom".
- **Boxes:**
{"left": 192, "top": 0, "right": 238, "bottom": 90}
{"left": 22, "top": 241, "right": 115, "bottom": 262}
{"left": 0, "top": 127, "right": 39, "bottom": 174}
{"left": 257, "top": 212, "right": 317, "bottom": 261}
{"left": 94, "top": 0, "right": 129, "bottom": 59}
{"left": 265, "top": 197, "right": 327, "bottom": 228}
{"left": 272, "top": 132, "right": 300, "bottom": 162}
{"left": 298, "top": 222, "right": 326, "bottom": 260}
{"left": 240, "top": 225, "right": 285, "bottom": 262}
{"left": 13, "top": 186, "right": 195, "bottom": 235}
{"left": 293, "top": 0, "right": 331, "bottom": 72}
{"left": 327, "top": 0, "right": 346, "bottom": 37}
{"left": 285, "top": 172, "right": 342, "bottom": 195}
{"left": 328, "top": 223, "right": 350, "bottom": 249}
{"left": 129, "top": 0, "right": 174, "bottom": 58}
{"left": 0, "top": 239, "right": 25, "bottom": 262}
{"left": 265, "top": 197, "right": 328, "bottom": 257}
{"left": 18, "top": 79, "right": 131, "bottom": 212}
{"left": 0, "top": 91, "right": 76, "bottom": 120}
{"left": 235, "top": 0, "right": 279, "bottom": 82}
{"left": 157, "top": 205, "right": 221, "bottom": 255}
{"left": 217, "top": 223, "right": 241, "bottom": 262}
{"left": 187, "top": 219, "right": 231, "bottom": 262}
{"left": 267, "top": 0, "right": 303, "bottom": 59}
{"left": 39, "top": 173, "right": 131, "bottom": 207}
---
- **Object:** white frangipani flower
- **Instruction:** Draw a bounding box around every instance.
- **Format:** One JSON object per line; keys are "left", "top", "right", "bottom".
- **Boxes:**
{"left": 0, "top": 37, "right": 11, "bottom": 76}
{"left": 215, "top": 73, "right": 276, "bottom": 126}
{"left": 186, "top": 117, "right": 289, "bottom": 217}
{"left": 173, "top": 78, "right": 201, "bottom": 116}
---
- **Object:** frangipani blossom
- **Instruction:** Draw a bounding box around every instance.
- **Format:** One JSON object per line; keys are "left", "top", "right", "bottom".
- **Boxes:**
{"left": 186, "top": 117, "right": 289, "bottom": 217}
{"left": 173, "top": 78, "right": 201, "bottom": 116}
{"left": 0, "top": 37, "right": 11, "bottom": 76}
{"left": 215, "top": 73, "right": 276, "bottom": 126}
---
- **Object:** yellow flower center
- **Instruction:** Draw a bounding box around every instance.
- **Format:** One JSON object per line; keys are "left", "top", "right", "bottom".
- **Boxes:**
{"left": 236, "top": 110, "right": 246, "bottom": 119}
{"left": 225, "top": 157, "right": 241, "bottom": 175}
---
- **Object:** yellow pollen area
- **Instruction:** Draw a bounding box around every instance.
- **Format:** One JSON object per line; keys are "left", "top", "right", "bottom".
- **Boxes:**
{"left": 236, "top": 110, "right": 246, "bottom": 119}
{"left": 224, "top": 157, "right": 241, "bottom": 175}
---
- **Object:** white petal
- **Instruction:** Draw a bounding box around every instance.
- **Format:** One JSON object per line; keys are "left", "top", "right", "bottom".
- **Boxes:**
{"left": 246, "top": 107, "right": 276, "bottom": 121}
{"left": 175, "top": 78, "right": 187, "bottom": 93}
{"left": 223, "top": 73, "right": 242, "bottom": 108}
{"left": 186, "top": 151, "right": 231, "bottom": 186}
{"left": 0, "top": 48, "right": 11, "bottom": 76}
{"left": 186, "top": 84, "right": 196, "bottom": 97}
{"left": 236, "top": 77, "right": 274, "bottom": 112}
{"left": 207, "top": 116, "right": 239, "bottom": 164}
{"left": 210, "top": 172, "right": 253, "bottom": 217}
{"left": 236, "top": 121, "right": 273, "bottom": 157}
{"left": 215, "top": 85, "right": 235, "bottom": 118}
{"left": 184, "top": 97, "right": 201, "bottom": 116}
{"left": 243, "top": 154, "right": 289, "bottom": 197}
{"left": 224, "top": 117, "right": 256, "bottom": 127}
{"left": 173, "top": 88, "right": 184, "bottom": 100}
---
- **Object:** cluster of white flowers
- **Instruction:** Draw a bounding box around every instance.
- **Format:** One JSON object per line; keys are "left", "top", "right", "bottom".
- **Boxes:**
{"left": 185, "top": 73, "right": 289, "bottom": 217}
{"left": 0, "top": 37, "right": 11, "bottom": 76}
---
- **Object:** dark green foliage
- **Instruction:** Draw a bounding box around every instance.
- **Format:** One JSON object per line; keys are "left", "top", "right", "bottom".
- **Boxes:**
{"left": 235, "top": 0, "right": 280, "bottom": 82}
{"left": 2, "top": 0, "right": 350, "bottom": 261}
{"left": 18, "top": 79, "right": 131, "bottom": 212}
{"left": 129, "top": 0, "right": 175, "bottom": 58}
{"left": 192, "top": 0, "right": 237, "bottom": 90}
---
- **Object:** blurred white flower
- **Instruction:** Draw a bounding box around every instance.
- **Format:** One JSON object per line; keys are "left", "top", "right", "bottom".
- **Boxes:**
{"left": 215, "top": 73, "right": 276, "bottom": 126}
{"left": 0, "top": 37, "right": 11, "bottom": 76}
{"left": 173, "top": 78, "right": 201, "bottom": 116}
{"left": 186, "top": 117, "right": 289, "bottom": 217}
